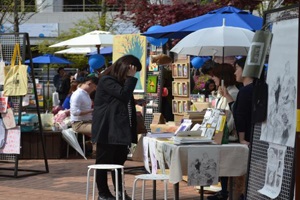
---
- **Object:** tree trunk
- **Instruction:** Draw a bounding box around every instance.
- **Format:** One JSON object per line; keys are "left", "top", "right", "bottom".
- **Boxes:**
{"left": 14, "top": 0, "right": 19, "bottom": 32}
{"left": 100, "top": 0, "right": 107, "bottom": 30}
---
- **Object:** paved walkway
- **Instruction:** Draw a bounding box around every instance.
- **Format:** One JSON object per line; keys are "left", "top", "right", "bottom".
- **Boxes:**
{"left": 0, "top": 158, "right": 213, "bottom": 200}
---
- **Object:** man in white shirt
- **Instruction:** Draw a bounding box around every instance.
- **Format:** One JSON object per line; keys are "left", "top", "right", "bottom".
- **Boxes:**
{"left": 70, "top": 76, "right": 98, "bottom": 137}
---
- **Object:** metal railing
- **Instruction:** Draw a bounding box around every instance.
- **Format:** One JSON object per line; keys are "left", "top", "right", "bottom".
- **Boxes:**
{"left": 0, "top": 4, "right": 126, "bottom": 13}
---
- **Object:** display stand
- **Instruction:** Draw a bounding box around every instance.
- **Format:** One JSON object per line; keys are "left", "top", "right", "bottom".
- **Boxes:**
{"left": 245, "top": 5, "right": 298, "bottom": 200}
{"left": 144, "top": 61, "right": 164, "bottom": 132}
{"left": 171, "top": 56, "right": 191, "bottom": 123}
{"left": 0, "top": 33, "right": 49, "bottom": 177}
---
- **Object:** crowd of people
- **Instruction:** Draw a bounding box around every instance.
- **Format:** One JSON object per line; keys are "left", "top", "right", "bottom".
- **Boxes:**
{"left": 51, "top": 54, "right": 255, "bottom": 200}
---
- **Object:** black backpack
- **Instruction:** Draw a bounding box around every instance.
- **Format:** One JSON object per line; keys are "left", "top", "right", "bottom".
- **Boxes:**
{"left": 252, "top": 76, "right": 268, "bottom": 123}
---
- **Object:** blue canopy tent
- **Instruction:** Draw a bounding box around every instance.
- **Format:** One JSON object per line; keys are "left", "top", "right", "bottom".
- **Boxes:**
{"left": 87, "top": 46, "right": 113, "bottom": 56}
{"left": 142, "top": 6, "right": 263, "bottom": 39}
{"left": 25, "top": 54, "right": 72, "bottom": 98}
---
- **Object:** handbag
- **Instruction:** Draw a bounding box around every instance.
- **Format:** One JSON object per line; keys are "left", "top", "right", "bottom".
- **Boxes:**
{"left": 136, "top": 111, "right": 147, "bottom": 134}
{"left": 1, "top": 107, "right": 16, "bottom": 129}
{"left": 4, "top": 43, "right": 28, "bottom": 96}
{"left": 0, "top": 91, "right": 8, "bottom": 113}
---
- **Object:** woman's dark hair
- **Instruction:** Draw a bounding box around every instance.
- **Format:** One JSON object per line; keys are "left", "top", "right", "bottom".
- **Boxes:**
{"left": 205, "top": 79, "right": 216, "bottom": 91}
{"left": 234, "top": 56, "right": 247, "bottom": 69}
{"left": 101, "top": 55, "right": 142, "bottom": 83}
{"left": 211, "top": 63, "right": 236, "bottom": 87}
{"left": 81, "top": 76, "right": 99, "bottom": 85}
{"left": 201, "top": 59, "right": 216, "bottom": 75}
{"left": 68, "top": 80, "right": 79, "bottom": 95}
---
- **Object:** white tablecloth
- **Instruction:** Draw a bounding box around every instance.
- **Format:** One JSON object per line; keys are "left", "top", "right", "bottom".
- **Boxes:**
{"left": 144, "top": 136, "right": 249, "bottom": 184}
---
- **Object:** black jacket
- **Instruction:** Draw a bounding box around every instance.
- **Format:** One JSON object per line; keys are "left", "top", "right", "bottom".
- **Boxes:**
{"left": 92, "top": 75, "right": 138, "bottom": 145}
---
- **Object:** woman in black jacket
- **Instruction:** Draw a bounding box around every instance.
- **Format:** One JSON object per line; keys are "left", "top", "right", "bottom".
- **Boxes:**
{"left": 92, "top": 55, "right": 142, "bottom": 200}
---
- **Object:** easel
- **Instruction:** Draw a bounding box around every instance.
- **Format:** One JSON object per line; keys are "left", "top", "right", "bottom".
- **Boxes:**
{"left": 0, "top": 33, "right": 49, "bottom": 177}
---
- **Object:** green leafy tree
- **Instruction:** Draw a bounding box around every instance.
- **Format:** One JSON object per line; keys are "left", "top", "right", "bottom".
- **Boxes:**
{"left": 0, "top": 0, "right": 49, "bottom": 32}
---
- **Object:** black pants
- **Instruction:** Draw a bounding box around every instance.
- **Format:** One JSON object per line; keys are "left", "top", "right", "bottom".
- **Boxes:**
{"left": 96, "top": 143, "right": 128, "bottom": 195}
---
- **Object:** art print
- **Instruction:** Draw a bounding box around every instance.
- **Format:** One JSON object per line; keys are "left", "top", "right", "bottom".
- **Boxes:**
{"left": 113, "top": 34, "right": 147, "bottom": 92}
{"left": 187, "top": 147, "right": 220, "bottom": 186}
{"left": 260, "top": 19, "right": 298, "bottom": 147}
{"left": 258, "top": 143, "right": 287, "bottom": 199}
{"left": 146, "top": 75, "right": 158, "bottom": 93}
{"left": 0, "top": 126, "right": 21, "bottom": 154}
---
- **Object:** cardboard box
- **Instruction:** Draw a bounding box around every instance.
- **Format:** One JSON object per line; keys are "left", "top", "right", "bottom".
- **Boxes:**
{"left": 193, "top": 102, "right": 211, "bottom": 111}
{"left": 150, "top": 123, "right": 179, "bottom": 133}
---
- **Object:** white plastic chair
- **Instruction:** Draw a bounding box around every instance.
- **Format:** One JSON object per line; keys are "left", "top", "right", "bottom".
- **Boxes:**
{"left": 86, "top": 164, "right": 125, "bottom": 200}
{"left": 131, "top": 137, "right": 170, "bottom": 200}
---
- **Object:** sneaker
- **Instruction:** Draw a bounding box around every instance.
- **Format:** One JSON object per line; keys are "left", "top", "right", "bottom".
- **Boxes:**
{"left": 117, "top": 191, "right": 132, "bottom": 200}
{"left": 207, "top": 191, "right": 228, "bottom": 200}
{"left": 98, "top": 193, "right": 115, "bottom": 200}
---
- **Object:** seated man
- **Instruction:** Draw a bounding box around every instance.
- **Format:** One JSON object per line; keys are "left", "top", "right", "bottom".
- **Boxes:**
{"left": 70, "top": 76, "right": 98, "bottom": 138}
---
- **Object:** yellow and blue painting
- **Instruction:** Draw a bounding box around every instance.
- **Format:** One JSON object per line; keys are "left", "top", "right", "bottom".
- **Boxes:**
{"left": 113, "top": 34, "right": 147, "bottom": 92}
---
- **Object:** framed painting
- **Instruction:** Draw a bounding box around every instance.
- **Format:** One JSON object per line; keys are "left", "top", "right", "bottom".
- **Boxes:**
{"left": 113, "top": 34, "right": 147, "bottom": 93}
{"left": 146, "top": 75, "right": 158, "bottom": 93}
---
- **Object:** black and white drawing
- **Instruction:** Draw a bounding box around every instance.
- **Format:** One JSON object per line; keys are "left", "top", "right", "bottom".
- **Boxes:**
{"left": 187, "top": 147, "right": 220, "bottom": 186}
{"left": 205, "top": 128, "right": 215, "bottom": 139}
{"left": 163, "top": 144, "right": 173, "bottom": 168}
{"left": 261, "top": 19, "right": 298, "bottom": 148}
{"left": 258, "top": 143, "right": 287, "bottom": 199}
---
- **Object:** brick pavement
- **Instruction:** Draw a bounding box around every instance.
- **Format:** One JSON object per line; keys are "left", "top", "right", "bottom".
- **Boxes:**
{"left": 0, "top": 158, "right": 212, "bottom": 200}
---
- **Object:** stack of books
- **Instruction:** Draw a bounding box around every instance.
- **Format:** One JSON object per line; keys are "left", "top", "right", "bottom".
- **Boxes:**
{"left": 172, "top": 131, "right": 213, "bottom": 144}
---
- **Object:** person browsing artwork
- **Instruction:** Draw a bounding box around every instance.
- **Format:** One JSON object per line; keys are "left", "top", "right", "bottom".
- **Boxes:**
{"left": 211, "top": 63, "right": 239, "bottom": 141}
{"left": 221, "top": 57, "right": 254, "bottom": 145}
{"left": 208, "top": 57, "right": 254, "bottom": 200}
{"left": 207, "top": 63, "right": 238, "bottom": 200}
{"left": 70, "top": 76, "right": 98, "bottom": 138}
{"left": 92, "top": 55, "right": 142, "bottom": 200}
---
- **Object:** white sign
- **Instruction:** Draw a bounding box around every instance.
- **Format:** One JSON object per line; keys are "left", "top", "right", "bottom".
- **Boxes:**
{"left": 3, "top": 23, "right": 59, "bottom": 37}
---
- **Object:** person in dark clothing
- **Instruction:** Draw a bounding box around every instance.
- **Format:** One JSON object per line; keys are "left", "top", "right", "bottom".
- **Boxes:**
{"left": 58, "top": 73, "right": 72, "bottom": 105}
{"left": 92, "top": 55, "right": 142, "bottom": 200}
{"left": 207, "top": 57, "right": 253, "bottom": 200}
{"left": 53, "top": 67, "right": 65, "bottom": 91}
{"left": 161, "top": 67, "right": 174, "bottom": 122}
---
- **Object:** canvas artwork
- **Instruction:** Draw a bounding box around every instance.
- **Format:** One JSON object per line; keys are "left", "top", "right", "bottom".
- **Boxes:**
{"left": 188, "top": 147, "right": 220, "bottom": 186}
{"left": 260, "top": 19, "right": 298, "bottom": 147}
{"left": 113, "top": 34, "right": 147, "bottom": 92}
{"left": 147, "top": 75, "right": 158, "bottom": 93}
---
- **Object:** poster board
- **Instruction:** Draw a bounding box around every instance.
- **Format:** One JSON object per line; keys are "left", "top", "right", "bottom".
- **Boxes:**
{"left": 113, "top": 34, "right": 147, "bottom": 93}
{"left": 246, "top": 5, "right": 298, "bottom": 200}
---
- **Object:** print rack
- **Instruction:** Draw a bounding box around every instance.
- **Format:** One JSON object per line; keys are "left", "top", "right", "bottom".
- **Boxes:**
{"left": 0, "top": 33, "right": 49, "bottom": 177}
{"left": 245, "top": 5, "right": 298, "bottom": 200}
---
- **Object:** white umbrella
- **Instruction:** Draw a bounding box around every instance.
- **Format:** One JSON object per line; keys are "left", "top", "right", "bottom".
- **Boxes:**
{"left": 171, "top": 19, "right": 255, "bottom": 58}
{"left": 54, "top": 47, "right": 97, "bottom": 54}
{"left": 50, "top": 30, "right": 114, "bottom": 54}
{"left": 61, "top": 128, "right": 87, "bottom": 160}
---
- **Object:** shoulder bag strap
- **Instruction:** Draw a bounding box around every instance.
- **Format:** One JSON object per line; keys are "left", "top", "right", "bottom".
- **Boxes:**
{"left": 15, "top": 43, "right": 22, "bottom": 65}
{"left": 10, "top": 43, "right": 19, "bottom": 66}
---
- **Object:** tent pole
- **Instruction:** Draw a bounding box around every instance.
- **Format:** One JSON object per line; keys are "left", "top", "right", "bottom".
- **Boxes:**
{"left": 96, "top": 45, "right": 101, "bottom": 54}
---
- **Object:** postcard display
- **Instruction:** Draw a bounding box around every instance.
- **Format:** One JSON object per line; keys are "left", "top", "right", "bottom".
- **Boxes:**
{"left": 0, "top": 33, "right": 48, "bottom": 177}
{"left": 144, "top": 57, "right": 164, "bottom": 132}
{"left": 171, "top": 61, "right": 191, "bottom": 123}
{"left": 246, "top": 5, "right": 298, "bottom": 200}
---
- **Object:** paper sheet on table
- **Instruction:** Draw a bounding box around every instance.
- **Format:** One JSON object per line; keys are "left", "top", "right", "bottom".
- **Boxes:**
{"left": 142, "top": 137, "right": 151, "bottom": 173}
{"left": 187, "top": 147, "right": 220, "bottom": 186}
{"left": 258, "top": 143, "right": 286, "bottom": 199}
{"left": 149, "top": 138, "right": 158, "bottom": 174}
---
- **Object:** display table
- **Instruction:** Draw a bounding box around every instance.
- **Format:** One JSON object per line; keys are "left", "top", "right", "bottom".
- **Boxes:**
{"left": 143, "top": 135, "right": 249, "bottom": 200}
{"left": 20, "top": 130, "right": 67, "bottom": 159}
